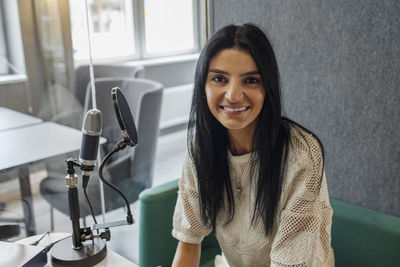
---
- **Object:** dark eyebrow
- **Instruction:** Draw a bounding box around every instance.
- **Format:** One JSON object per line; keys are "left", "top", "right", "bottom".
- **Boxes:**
{"left": 208, "top": 69, "right": 228, "bottom": 75}
{"left": 241, "top": 71, "right": 260, "bottom": 76}
{"left": 208, "top": 69, "right": 260, "bottom": 76}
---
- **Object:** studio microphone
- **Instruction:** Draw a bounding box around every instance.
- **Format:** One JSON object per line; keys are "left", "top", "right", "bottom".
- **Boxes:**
{"left": 64, "top": 109, "right": 102, "bottom": 250}
{"left": 79, "top": 109, "right": 102, "bottom": 175}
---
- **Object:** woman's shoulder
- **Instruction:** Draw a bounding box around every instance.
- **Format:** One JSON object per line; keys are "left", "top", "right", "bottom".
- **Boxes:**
{"left": 283, "top": 118, "right": 324, "bottom": 168}
{"left": 179, "top": 150, "right": 199, "bottom": 189}
{"left": 280, "top": 118, "right": 326, "bottom": 208}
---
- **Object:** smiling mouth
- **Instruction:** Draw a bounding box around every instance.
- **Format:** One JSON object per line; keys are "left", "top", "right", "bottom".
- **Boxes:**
{"left": 220, "top": 106, "right": 250, "bottom": 112}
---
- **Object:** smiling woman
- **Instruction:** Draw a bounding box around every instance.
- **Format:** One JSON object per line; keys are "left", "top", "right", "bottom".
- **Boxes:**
{"left": 171, "top": 24, "right": 335, "bottom": 267}
{"left": 205, "top": 48, "right": 265, "bottom": 155}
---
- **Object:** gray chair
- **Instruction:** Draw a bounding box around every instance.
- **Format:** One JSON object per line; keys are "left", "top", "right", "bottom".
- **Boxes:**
{"left": 45, "top": 64, "right": 144, "bottom": 131}
{"left": 40, "top": 78, "right": 163, "bottom": 229}
{"left": 0, "top": 170, "right": 25, "bottom": 236}
{"left": 0, "top": 224, "right": 21, "bottom": 241}
{"left": 73, "top": 64, "right": 145, "bottom": 107}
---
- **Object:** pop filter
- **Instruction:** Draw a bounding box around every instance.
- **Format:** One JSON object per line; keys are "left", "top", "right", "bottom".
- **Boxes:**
{"left": 111, "top": 87, "right": 138, "bottom": 146}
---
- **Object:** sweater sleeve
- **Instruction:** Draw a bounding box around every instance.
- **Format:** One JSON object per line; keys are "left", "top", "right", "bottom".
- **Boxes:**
{"left": 172, "top": 153, "right": 213, "bottom": 244}
{"left": 270, "top": 131, "right": 334, "bottom": 267}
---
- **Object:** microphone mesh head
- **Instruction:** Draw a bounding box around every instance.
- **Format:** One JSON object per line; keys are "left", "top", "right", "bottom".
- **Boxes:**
{"left": 83, "top": 109, "right": 102, "bottom": 135}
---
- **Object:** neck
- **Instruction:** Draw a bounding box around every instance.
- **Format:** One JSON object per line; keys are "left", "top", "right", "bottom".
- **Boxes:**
{"left": 227, "top": 128, "right": 255, "bottom": 156}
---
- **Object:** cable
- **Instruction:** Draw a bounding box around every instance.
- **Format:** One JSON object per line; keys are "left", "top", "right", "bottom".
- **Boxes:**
{"left": 44, "top": 235, "right": 71, "bottom": 253}
{"left": 30, "top": 231, "right": 49, "bottom": 246}
{"left": 98, "top": 140, "right": 133, "bottom": 223}
{"left": 83, "top": 187, "right": 98, "bottom": 225}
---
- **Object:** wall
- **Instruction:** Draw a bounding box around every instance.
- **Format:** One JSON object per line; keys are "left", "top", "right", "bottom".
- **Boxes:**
{"left": 211, "top": 0, "right": 400, "bottom": 216}
{"left": 144, "top": 60, "right": 196, "bottom": 132}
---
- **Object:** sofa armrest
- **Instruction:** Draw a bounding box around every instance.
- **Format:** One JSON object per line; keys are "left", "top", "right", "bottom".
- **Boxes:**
{"left": 139, "top": 179, "right": 179, "bottom": 267}
{"left": 139, "top": 179, "right": 221, "bottom": 267}
{"left": 331, "top": 198, "right": 400, "bottom": 267}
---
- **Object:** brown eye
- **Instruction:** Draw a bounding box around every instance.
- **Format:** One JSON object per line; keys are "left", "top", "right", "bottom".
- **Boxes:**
{"left": 245, "top": 77, "right": 260, "bottom": 84}
{"left": 212, "top": 76, "right": 227, "bottom": 83}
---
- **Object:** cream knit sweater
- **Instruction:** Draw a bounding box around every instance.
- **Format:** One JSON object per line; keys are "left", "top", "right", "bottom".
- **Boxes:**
{"left": 172, "top": 124, "right": 334, "bottom": 267}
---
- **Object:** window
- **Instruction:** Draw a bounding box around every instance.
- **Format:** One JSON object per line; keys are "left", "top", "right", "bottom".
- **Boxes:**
{"left": 69, "top": 0, "right": 135, "bottom": 60}
{"left": 0, "top": 5, "right": 8, "bottom": 75}
{"left": 0, "top": 1, "right": 26, "bottom": 76}
{"left": 69, "top": 0, "right": 199, "bottom": 61}
{"left": 144, "top": 0, "right": 194, "bottom": 55}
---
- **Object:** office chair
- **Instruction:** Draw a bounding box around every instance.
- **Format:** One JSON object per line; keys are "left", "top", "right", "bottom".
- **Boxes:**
{"left": 42, "top": 64, "right": 144, "bottom": 131}
{"left": 73, "top": 64, "right": 145, "bottom": 107}
{"left": 0, "top": 171, "right": 25, "bottom": 237}
{"left": 40, "top": 78, "right": 163, "bottom": 230}
{"left": 0, "top": 224, "right": 21, "bottom": 241}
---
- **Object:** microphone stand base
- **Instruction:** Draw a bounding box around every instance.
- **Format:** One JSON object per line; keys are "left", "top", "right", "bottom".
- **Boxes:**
{"left": 50, "top": 236, "right": 107, "bottom": 266}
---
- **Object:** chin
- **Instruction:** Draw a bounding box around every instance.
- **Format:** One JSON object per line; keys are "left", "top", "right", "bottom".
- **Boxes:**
{"left": 220, "top": 122, "right": 249, "bottom": 131}
{"left": 216, "top": 116, "right": 258, "bottom": 133}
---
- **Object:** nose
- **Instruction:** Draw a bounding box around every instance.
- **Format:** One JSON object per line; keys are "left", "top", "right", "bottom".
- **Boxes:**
{"left": 225, "top": 80, "right": 243, "bottom": 102}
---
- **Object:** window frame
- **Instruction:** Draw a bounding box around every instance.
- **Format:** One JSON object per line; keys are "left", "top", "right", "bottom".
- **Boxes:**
{"left": 0, "top": 2, "right": 9, "bottom": 75}
{"left": 74, "top": 0, "right": 201, "bottom": 64}
{"left": 0, "top": 1, "right": 26, "bottom": 76}
{"left": 136, "top": 0, "right": 200, "bottom": 60}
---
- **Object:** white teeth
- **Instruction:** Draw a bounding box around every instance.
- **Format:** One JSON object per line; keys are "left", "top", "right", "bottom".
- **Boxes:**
{"left": 223, "top": 106, "right": 247, "bottom": 112}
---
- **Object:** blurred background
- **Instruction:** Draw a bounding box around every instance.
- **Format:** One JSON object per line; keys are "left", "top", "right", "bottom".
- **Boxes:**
{"left": 0, "top": 0, "right": 399, "bottom": 264}
{"left": 0, "top": 0, "right": 205, "bottom": 263}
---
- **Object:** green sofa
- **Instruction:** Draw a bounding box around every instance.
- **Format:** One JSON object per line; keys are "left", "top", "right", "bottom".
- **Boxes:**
{"left": 139, "top": 179, "right": 400, "bottom": 267}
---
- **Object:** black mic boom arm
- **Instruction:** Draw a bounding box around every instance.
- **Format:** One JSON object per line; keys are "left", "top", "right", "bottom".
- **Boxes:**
{"left": 91, "top": 218, "right": 134, "bottom": 231}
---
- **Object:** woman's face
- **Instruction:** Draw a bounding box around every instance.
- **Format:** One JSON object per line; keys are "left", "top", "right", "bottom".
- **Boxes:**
{"left": 205, "top": 48, "right": 265, "bottom": 136}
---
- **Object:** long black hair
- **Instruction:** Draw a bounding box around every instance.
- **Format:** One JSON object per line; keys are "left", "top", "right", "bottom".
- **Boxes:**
{"left": 188, "top": 23, "right": 291, "bottom": 234}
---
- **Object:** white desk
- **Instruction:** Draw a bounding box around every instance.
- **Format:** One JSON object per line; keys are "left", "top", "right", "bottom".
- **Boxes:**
{"left": 0, "top": 122, "right": 85, "bottom": 170}
{"left": 0, "top": 122, "right": 106, "bottom": 236}
{"left": 11, "top": 233, "right": 138, "bottom": 266}
{"left": 0, "top": 107, "right": 42, "bottom": 132}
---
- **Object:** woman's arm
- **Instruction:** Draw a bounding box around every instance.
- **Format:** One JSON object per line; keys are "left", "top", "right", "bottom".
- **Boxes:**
{"left": 270, "top": 171, "right": 334, "bottom": 267}
{"left": 270, "top": 128, "right": 334, "bottom": 266}
{"left": 171, "top": 154, "right": 211, "bottom": 266}
{"left": 172, "top": 241, "right": 201, "bottom": 267}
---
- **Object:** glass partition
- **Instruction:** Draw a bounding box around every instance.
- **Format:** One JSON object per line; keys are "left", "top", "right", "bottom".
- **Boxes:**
{"left": 0, "top": 0, "right": 199, "bottom": 247}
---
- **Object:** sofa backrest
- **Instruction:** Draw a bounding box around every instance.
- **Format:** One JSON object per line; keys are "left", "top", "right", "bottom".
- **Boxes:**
{"left": 331, "top": 198, "right": 400, "bottom": 267}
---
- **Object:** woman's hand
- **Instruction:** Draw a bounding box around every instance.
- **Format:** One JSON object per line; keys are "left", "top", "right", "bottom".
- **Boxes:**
{"left": 172, "top": 241, "right": 201, "bottom": 267}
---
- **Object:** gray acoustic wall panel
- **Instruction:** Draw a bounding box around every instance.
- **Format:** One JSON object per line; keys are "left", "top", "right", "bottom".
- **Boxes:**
{"left": 211, "top": 0, "right": 400, "bottom": 216}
